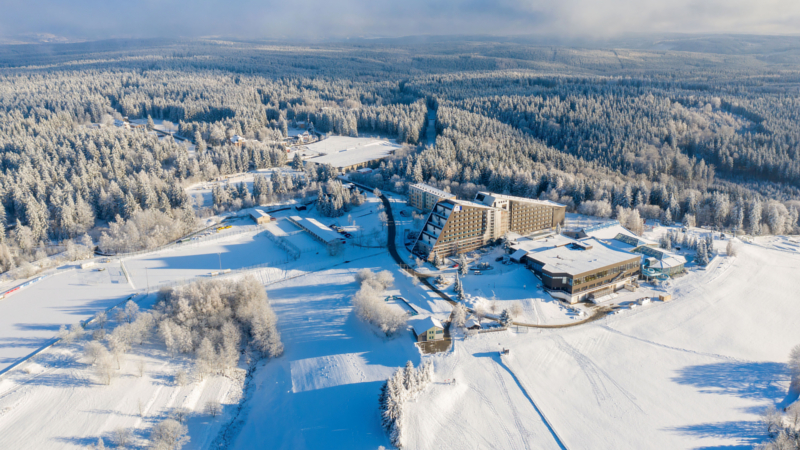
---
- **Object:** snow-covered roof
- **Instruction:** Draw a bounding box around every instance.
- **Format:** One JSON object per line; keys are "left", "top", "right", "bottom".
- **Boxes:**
{"left": 526, "top": 238, "right": 640, "bottom": 276}
{"left": 646, "top": 256, "right": 686, "bottom": 269}
{"left": 582, "top": 223, "right": 646, "bottom": 242}
{"left": 440, "top": 198, "right": 495, "bottom": 211}
{"left": 510, "top": 234, "right": 578, "bottom": 254}
{"left": 411, "top": 316, "right": 444, "bottom": 334}
{"left": 250, "top": 209, "right": 270, "bottom": 219}
{"left": 474, "top": 192, "right": 565, "bottom": 209}
{"left": 411, "top": 183, "right": 455, "bottom": 198}
{"left": 510, "top": 248, "right": 528, "bottom": 262}
{"left": 304, "top": 137, "right": 401, "bottom": 168}
{"left": 465, "top": 317, "right": 481, "bottom": 329}
{"left": 231, "top": 135, "right": 246, "bottom": 143}
{"left": 289, "top": 216, "right": 342, "bottom": 244}
{"left": 637, "top": 247, "right": 687, "bottom": 267}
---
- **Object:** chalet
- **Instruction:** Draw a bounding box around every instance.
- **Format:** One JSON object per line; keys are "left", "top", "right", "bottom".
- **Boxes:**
{"left": 230, "top": 135, "right": 247, "bottom": 146}
{"left": 411, "top": 317, "right": 444, "bottom": 342}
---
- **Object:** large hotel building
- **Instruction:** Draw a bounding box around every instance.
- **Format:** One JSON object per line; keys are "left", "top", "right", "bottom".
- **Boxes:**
{"left": 410, "top": 186, "right": 566, "bottom": 261}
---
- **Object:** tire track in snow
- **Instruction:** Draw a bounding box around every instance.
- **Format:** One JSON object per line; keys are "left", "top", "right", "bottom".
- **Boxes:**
{"left": 487, "top": 360, "right": 533, "bottom": 450}
{"left": 466, "top": 383, "right": 523, "bottom": 450}
{"left": 599, "top": 324, "right": 748, "bottom": 363}
{"left": 497, "top": 356, "right": 569, "bottom": 450}
{"left": 550, "top": 335, "right": 643, "bottom": 416}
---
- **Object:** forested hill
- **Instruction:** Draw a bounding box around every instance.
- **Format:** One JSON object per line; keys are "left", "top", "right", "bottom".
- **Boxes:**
{"left": 0, "top": 38, "right": 799, "bottom": 274}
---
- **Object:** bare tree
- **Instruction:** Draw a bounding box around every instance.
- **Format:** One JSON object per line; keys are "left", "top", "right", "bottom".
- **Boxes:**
{"left": 136, "top": 359, "right": 146, "bottom": 377}
{"left": 149, "top": 419, "right": 189, "bottom": 450}
{"left": 726, "top": 240, "right": 737, "bottom": 257}
{"left": 112, "top": 428, "right": 132, "bottom": 448}
{"left": 172, "top": 407, "right": 190, "bottom": 424}
{"left": 175, "top": 370, "right": 189, "bottom": 387}
{"left": 205, "top": 400, "right": 222, "bottom": 418}
{"left": 509, "top": 302, "right": 524, "bottom": 319}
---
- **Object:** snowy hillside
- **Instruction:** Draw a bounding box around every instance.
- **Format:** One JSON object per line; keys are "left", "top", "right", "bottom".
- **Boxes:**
{"left": 404, "top": 236, "right": 800, "bottom": 449}
{"left": 1, "top": 185, "right": 798, "bottom": 450}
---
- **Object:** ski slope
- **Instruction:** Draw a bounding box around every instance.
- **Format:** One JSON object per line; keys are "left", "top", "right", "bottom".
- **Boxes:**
{"left": 407, "top": 237, "right": 800, "bottom": 449}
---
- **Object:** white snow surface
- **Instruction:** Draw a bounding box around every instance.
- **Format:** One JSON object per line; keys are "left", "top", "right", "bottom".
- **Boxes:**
{"left": 406, "top": 236, "right": 800, "bottom": 449}
{"left": 1, "top": 191, "right": 799, "bottom": 450}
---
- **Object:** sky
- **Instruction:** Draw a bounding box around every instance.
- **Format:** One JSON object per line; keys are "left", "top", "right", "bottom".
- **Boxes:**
{"left": 1, "top": 0, "right": 799, "bottom": 41}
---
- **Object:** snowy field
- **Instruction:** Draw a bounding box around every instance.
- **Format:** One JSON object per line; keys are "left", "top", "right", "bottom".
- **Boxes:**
{"left": 0, "top": 295, "right": 244, "bottom": 449}
{"left": 405, "top": 235, "right": 800, "bottom": 449}
{"left": 2, "top": 184, "right": 799, "bottom": 449}
{"left": 0, "top": 262, "right": 134, "bottom": 373}
{"left": 227, "top": 262, "right": 421, "bottom": 450}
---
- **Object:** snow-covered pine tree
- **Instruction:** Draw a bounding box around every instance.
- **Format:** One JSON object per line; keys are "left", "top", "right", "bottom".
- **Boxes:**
{"left": 696, "top": 242, "right": 709, "bottom": 266}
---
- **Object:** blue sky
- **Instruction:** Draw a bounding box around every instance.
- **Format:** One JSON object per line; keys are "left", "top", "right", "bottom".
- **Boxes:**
{"left": 1, "top": 0, "right": 798, "bottom": 41}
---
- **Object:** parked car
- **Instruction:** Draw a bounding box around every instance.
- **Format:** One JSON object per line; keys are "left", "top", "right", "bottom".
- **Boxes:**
{"left": 474, "top": 271, "right": 481, "bottom": 275}
{"left": 495, "top": 256, "right": 504, "bottom": 262}
{"left": 344, "top": 233, "right": 352, "bottom": 238}
{"left": 452, "top": 264, "right": 459, "bottom": 268}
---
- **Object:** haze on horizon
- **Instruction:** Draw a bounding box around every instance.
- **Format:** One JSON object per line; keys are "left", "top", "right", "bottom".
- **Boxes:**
{"left": 1, "top": 0, "right": 799, "bottom": 43}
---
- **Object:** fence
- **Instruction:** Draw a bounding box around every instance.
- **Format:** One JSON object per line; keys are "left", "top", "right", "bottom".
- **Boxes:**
{"left": 263, "top": 227, "right": 301, "bottom": 260}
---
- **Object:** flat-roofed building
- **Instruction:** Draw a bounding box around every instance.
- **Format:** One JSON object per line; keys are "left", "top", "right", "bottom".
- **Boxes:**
{"left": 523, "top": 237, "right": 641, "bottom": 304}
{"left": 635, "top": 246, "right": 687, "bottom": 278}
{"left": 408, "top": 183, "right": 456, "bottom": 212}
{"left": 287, "top": 216, "right": 344, "bottom": 246}
{"left": 304, "top": 137, "right": 400, "bottom": 172}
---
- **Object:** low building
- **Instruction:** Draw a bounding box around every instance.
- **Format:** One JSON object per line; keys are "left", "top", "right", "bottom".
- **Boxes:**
{"left": 408, "top": 183, "right": 456, "bottom": 212}
{"left": 287, "top": 215, "right": 344, "bottom": 246}
{"left": 635, "top": 246, "right": 687, "bottom": 278}
{"left": 304, "top": 137, "right": 400, "bottom": 172}
{"left": 411, "top": 317, "right": 445, "bottom": 342}
{"left": 465, "top": 317, "right": 482, "bottom": 330}
{"left": 523, "top": 237, "right": 641, "bottom": 304}
{"left": 250, "top": 209, "right": 272, "bottom": 225}
{"left": 230, "top": 135, "right": 247, "bottom": 146}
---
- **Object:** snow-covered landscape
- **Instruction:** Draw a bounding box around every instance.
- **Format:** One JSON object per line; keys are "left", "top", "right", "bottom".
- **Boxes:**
{"left": 1, "top": 179, "right": 798, "bottom": 449}
{"left": 3, "top": 26, "right": 800, "bottom": 450}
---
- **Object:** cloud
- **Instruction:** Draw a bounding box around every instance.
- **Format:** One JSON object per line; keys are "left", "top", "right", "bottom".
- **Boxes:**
{"left": 1, "top": 0, "right": 798, "bottom": 41}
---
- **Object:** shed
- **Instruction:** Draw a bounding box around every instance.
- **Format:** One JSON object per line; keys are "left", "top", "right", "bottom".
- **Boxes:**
{"left": 250, "top": 209, "right": 271, "bottom": 225}
{"left": 465, "top": 317, "right": 481, "bottom": 330}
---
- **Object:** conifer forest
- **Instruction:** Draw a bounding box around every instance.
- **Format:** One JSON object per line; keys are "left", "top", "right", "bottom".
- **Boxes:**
{"left": 1, "top": 38, "right": 800, "bottom": 276}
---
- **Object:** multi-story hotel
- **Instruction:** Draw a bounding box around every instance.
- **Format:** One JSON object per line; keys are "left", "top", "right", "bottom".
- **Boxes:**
{"left": 408, "top": 183, "right": 456, "bottom": 212}
{"left": 411, "top": 189, "right": 566, "bottom": 261}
